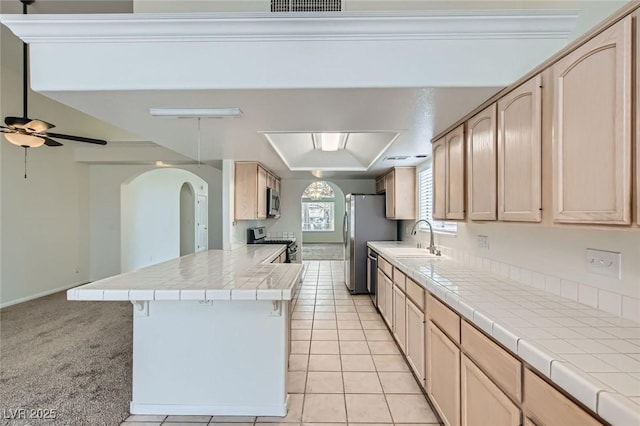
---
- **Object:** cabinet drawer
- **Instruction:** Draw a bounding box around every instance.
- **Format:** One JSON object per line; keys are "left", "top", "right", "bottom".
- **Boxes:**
{"left": 523, "top": 368, "right": 603, "bottom": 426}
{"left": 379, "top": 256, "right": 393, "bottom": 278}
{"left": 406, "top": 278, "right": 424, "bottom": 311}
{"left": 427, "top": 293, "right": 460, "bottom": 344}
{"left": 393, "top": 267, "right": 406, "bottom": 292}
{"left": 461, "top": 320, "right": 521, "bottom": 403}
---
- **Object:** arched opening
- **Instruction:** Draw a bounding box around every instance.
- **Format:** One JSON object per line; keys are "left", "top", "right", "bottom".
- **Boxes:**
{"left": 301, "top": 181, "right": 345, "bottom": 260}
{"left": 180, "top": 182, "right": 195, "bottom": 256}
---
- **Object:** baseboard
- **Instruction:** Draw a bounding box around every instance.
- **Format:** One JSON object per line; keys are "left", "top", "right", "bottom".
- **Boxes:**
{"left": 130, "top": 398, "right": 288, "bottom": 416}
{"left": 0, "top": 281, "right": 89, "bottom": 309}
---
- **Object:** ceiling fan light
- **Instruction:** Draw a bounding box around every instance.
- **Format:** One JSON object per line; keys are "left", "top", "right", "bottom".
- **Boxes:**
{"left": 4, "top": 132, "right": 45, "bottom": 148}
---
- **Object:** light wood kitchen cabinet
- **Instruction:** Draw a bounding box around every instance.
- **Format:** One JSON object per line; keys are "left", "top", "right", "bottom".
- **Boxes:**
{"left": 375, "top": 175, "right": 386, "bottom": 194}
{"left": 523, "top": 368, "right": 603, "bottom": 426}
{"left": 636, "top": 10, "right": 640, "bottom": 226}
{"left": 552, "top": 17, "right": 632, "bottom": 224}
{"left": 497, "top": 75, "right": 542, "bottom": 222}
{"left": 461, "top": 354, "right": 521, "bottom": 426}
{"left": 427, "top": 321, "right": 461, "bottom": 426}
{"left": 377, "top": 268, "right": 386, "bottom": 317}
{"left": 405, "top": 297, "right": 425, "bottom": 386}
{"left": 432, "top": 125, "right": 465, "bottom": 220}
{"left": 393, "top": 284, "right": 406, "bottom": 352}
{"left": 380, "top": 167, "right": 416, "bottom": 220}
{"left": 383, "top": 273, "right": 394, "bottom": 329}
{"left": 432, "top": 137, "right": 447, "bottom": 220}
{"left": 234, "top": 162, "right": 281, "bottom": 221}
{"left": 467, "top": 104, "right": 497, "bottom": 221}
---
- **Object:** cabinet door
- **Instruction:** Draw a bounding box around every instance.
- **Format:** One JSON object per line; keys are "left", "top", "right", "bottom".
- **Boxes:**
{"left": 385, "top": 170, "right": 396, "bottom": 218}
{"left": 552, "top": 17, "right": 632, "bottom": 224}
{"left": 467, "top": 104, "right": 497, "bottom": 220}
{"left": 393, "top": 285, "right": 406, "bottom": 352}
{"left": 384, "top": 275, "right": 394, "bottom": 329}
{"left": 432, "top": 138, "right": 447, "bottom": 220}
{"left": 376, "top": 175, "right": 386, "bottom": 194}
{"left": 446, "top": 125, "right": 465, "bottom": 220}
{"left": 636, "top": 11, "right": 640, "bottom": 226}
{"left": 234, "top": 162, "right": 258, "bottom": 220}
{"left": 497, "top": 74, "right": 542, "bottom": 222}
{"left": 406, "top": 298, "right": 425, "bottom": 386}
{"left": 461, "top": 354, "right": 521, "bottom": 426}
{"left": 377, "top": 269, "right": 386, "bottom": 315}
{"left": 427, "top": 321, "right": 461, "bottom": 426}
{"left": 257, "top": 166, "right": 268, "bottom": 219}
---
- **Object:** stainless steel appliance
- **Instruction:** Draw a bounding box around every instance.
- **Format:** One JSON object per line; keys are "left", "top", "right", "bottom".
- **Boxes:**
{"left": 267, "top": 188, "right": 281, "bottom": 218}
{"left": 367, "top": 248, "right": 379, "bottom": 305}
{"left": 343, "top": 194, "right": 397, "bottom": 294}
{"left": 247, "top": 226, "right": 297, "bottom": 262}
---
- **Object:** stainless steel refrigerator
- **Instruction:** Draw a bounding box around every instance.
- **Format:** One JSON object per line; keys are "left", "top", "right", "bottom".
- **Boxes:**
{"left": 343, "top": 194, "right": 397, "bottom": 294}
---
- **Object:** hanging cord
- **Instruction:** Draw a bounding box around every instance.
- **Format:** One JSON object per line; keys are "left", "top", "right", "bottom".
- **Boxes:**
{"left": 24, "top": 147, "right": 28, "bottom": 179}
{"left": 197, "top": 117, "right": 201, "bottom": 167}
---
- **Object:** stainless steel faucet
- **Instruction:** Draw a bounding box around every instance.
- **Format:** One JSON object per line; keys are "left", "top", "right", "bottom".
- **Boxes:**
{"left": 410, "top": 219, "right": 441, "bottom": 256}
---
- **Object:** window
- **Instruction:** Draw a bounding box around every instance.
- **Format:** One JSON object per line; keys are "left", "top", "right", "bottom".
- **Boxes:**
{"left": 417, "top": 161, "right": 457, "bottom": 233}
{"left": 302, "top": 181, "right": 336, "bottom": 232}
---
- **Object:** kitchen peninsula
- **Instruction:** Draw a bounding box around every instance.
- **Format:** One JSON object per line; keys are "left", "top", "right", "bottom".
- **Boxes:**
{"left": 67, "top": 245, "right": 303, "bottom": 416}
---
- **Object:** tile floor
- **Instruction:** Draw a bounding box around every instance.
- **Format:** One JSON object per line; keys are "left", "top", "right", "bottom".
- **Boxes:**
{"left": 121, "top": 260, "right": 440, "bottom": 426}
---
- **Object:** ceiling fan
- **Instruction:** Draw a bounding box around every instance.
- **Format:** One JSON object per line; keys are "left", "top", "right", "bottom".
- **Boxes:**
{"left": 0, "top": 0, "right": 107, "bottom": 152}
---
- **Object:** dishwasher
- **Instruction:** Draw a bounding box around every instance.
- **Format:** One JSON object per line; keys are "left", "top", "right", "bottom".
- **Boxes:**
{"left": 367, "top": 249, "right": 378, "bottom": 306}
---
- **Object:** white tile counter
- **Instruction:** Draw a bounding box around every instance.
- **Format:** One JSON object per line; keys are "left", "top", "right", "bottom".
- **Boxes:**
{"left": 67, "top": 245, "right": 302, "bottom": 302}
{"left": 368, "top": 241, "right": 640, "bottom": 425}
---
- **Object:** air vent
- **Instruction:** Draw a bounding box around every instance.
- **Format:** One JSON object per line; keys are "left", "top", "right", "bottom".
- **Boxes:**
{"left": 271, "top": 0, "right": 342, "bottom": 12}
{"left": 384, "top": 156, "right": 410, "bottom": 161}
{"left": 414, "top": 154, "right": 428, "bottom": 159}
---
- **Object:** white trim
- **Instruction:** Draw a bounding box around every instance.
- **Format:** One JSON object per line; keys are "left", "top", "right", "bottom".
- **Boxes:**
{"left": 0, "top": 10, "right": 578, "bottom": 44}
{"left": 129, "top": 401, "right": 288, "bottom": 416}
{"left": 0, "top": 281, "right": 88, "bottom": 309}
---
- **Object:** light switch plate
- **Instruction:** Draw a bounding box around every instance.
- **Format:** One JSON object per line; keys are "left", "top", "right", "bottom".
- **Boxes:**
{"left": 586, "top": 248, "right": 621, "bottom": 279}
{"left": 477, "top": 235, "right": 489, "bottom": 250}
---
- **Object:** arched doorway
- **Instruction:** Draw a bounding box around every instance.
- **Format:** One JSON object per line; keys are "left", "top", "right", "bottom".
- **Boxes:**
{"left": 180, "top": 182, "right": 195, "bottom": 256}
{"left": 301, "top": 181, "right": 345, "bottom": 260}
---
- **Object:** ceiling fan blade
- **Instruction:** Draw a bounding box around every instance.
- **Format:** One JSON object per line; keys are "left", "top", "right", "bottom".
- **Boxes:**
{"left": 26, "top": 119, "right": 55, "bottom": 133}
{"left": 4, "top": 116, "right": 31, "bottom": 127}
{"left": 43, "top": 137, "right": 63, "bottom": 147}
{"left": 46, "top": 132, "right": 107, "bottom": 145}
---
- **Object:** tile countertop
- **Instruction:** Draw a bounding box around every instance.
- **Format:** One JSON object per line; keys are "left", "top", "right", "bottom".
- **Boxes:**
{"left": 368, "top": 241, "right": 640, "bottom": 426}
{"left": 67, "top": 245, "right": 303, "bottom": 302}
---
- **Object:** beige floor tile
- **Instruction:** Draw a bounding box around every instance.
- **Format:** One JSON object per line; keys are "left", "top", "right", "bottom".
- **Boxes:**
{"left": 372, "top": 355, "right": 410, "bottom": 372}
{"left": 292, "top": 320, "right": 314, "bottom": 330}
{"left": 308, "top": 354, "right": 342, "bottom": 371}
{"left": 355, "top": 306, "right": 377, "bottom": 314}
{"left": 367, "top": 341, "right": 400, "bottom": 355}
{"left": 337, "top": 320, "right": 363, "bottom": 330}
{"left": 361, "top": 321, "right": 387, "bottom": 330}
{"left": 338, "top": 329, "right": 366, "bottom": 341}
{"left": 335, "top": 306, "right": 357, "bottom": 313}
{"left": 315, "top": 306, "right": 336, "bottom": 312}
{"left": 341, "top": 354, "right": 376, "bottom": 371}
{"left": 336, "top": 313, "right": 360, "bottom": 321}
{"left": 334, "top": 299, "right": 354, "bottom": 305}
{"left": 288, "top": 371, "right": 307, "bottom": 393}
{"left": 313, "top": 320, "right": 338, "bottom": 330}
{"left": 342, "top": 372, "right": 383, "bottom": 393}
{"left": 354, "top": 298, "right": 373, "bottom": 305}
{"left": 306, "top": 371, "right": 345, "bottom": 393}
{"left": 257, "top": 394, "right": 304, "bottom": 423}
{"left": 378, "top": 372, "right": 423, "bottom": 394}
{"left": 358, "top": 313, "right": 381, "bottom": 321}
{"left": 165, "top": 415, "right": 212, "bottom": 422}
{"left": 302, "top": 394, "right": 347, "bottom": 423}
{"left": 314, "top": 313, "right": 337, "bottom": 320}
{"left": 289, "top": 354, "right": 309, "bottom": 371}
{"left": 211, "top": 423, "right": 253, "bottom": 426}
{"left": 124, "top": 415, "right": 167, "bottom": 422}
{"left": 310, "top": 340, "right": 340, "bottom": 355}
{"left": 291, "top": 330, "right": 312, "bottom": 341}
{"left": 297, "top": 299, "right": 317, "bottom": 305}
{"left": 339, "top": 341, "right": 370, "bottom": 355}
{"left": 315, "top": 299, "right": 335, "bottom": 305}
{"left": 294, "top": 306, "right": 315, "bottom": 312}
{"left": 291, "top": 340, "right": 311, "bottom": 354}
{"left": 345, "top": 423, "right": 392, "bottom": 426}
{"left": 345, "top": 394, "right": 392, "bottom": 423}
{"left": 303, "top": 423, "right": 348, "bottom": 426}
{"left": 293, "top": 312, "right": 314, "bottom": 320}
{"left": 385, "top": 394, "right": 438, "bottom": 423}
{"left": 364, "top": 329, "right": 393, "bottom": 341}
{"left": 312, "top": 330, "right": 339, "bottom": 341}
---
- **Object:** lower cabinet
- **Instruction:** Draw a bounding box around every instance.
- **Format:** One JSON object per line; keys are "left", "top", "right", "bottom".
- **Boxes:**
{"left": 405, "top": 297, "right": 425, "bottom": 386}
{"left": 393, "top": 285, "right": 406, "bottom": 352}
{"left": 377, "top": 268, "right": 386, "bottom": 318}
{"left": 383, "top": 275, "right": 394, "bottom": 329}
{"left": 427, "top": 321, "right": 461, "bottom": 426}
{"left": 461, "top": 354, "right": 521, "bottom": 426}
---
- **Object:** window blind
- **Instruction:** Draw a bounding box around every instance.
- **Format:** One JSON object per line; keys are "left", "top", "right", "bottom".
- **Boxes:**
{"left": 417, "top": 162, "right": 457, "bottom": 234}
{"left": 271, "top": 0, "right": 342, "bottom": 12}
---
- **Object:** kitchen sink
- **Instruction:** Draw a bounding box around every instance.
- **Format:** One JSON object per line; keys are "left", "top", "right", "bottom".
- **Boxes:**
{"left": 383, "top": 247, "right": 440, "bottom": 258}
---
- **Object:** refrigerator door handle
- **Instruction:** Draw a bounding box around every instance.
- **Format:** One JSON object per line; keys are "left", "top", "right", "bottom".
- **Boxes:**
{"left": 342, "top": 212, "right": 348, "bottom": 245}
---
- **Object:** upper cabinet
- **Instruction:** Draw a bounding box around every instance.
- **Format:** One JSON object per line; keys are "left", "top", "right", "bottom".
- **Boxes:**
{"left": 637, "top": 11, "right": 640, "bottom": 226}
{"left": 497, "top": 75, "right": 542, "bottom": 222}
{"left": 433, "top": 125, "right": 465, "bottom": 221}
{"left": 377, "top": 167, "right": 416, "bottom": 220}
{"left": 234, "top": 162, "right": 281, "bottom": 221}
{"left": 552, "top": 17, "right": 633, "bottom": 224}
{"left": 466, "top": 104, "right": 497, "bottom": 221}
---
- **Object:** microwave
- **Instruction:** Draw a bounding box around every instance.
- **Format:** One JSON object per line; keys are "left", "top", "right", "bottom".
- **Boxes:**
{"left": 267, "top": 187, "right": 280, "bottom": 218}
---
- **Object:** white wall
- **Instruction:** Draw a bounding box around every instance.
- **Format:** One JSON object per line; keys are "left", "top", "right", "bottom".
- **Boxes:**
{"left": 90, "top": 164, "right": 223, "bottom": 280}
{"left": 302, "top": 182, "right": 346, "bottom": 244}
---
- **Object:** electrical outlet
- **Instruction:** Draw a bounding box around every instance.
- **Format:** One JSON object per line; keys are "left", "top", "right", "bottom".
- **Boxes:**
{"left": 586, "top": 248, "right": 621, "bottom": 279}
{"left": 477, "top": 235, "right": 489, "bottom": 250}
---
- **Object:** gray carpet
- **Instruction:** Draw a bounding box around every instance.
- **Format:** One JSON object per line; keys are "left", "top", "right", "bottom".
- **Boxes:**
{"left": 0, "top": 291, "right": 132, "bottom": 426}
{"left": 302, "top": 243, "right": 345, "bottom": 260}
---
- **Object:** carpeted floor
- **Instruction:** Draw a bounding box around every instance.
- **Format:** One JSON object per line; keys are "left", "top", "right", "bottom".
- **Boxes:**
{"left": 0, "top": 291, "right": 132, "bottom": 426}
{"left": 301, "top": 243, "right": 344, "bottom": 261}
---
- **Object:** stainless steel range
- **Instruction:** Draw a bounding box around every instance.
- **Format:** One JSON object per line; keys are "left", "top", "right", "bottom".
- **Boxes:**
{"left": 247, "top": 227, "right": 298, "bottom": 263}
